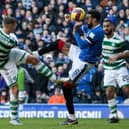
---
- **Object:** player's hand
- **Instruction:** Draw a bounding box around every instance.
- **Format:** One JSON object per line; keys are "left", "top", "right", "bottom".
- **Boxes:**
{"left": 108, "top": 55, "right": 119, "bottom": 64}
{"left": 73, "top": 21, "right": 83, "bottom": 33}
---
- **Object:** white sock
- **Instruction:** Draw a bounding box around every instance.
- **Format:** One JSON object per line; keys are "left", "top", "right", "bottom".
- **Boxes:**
{"left": 68, "top": 114, "right": 76, "bottom": 120}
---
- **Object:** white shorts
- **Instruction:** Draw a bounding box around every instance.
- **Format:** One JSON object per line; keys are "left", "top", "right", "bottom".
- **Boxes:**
{"left": 68, "top": 44, "right": 81, "bottom": 61}
{"left": 68, "top": 44, "right": 94, "bottom": 83}
{"left": 0, "top": 48, "right": 29, "bottom": 87}
{"left": 104, "top": 67, "right": 129, "bottom": 88}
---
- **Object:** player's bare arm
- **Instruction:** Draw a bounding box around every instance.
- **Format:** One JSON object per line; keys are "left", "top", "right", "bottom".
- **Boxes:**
{"left": 109, "top": 50, "right": 129, "bottom": 63}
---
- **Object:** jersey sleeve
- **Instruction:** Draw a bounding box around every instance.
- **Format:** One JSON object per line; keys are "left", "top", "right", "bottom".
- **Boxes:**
{"left": 86, "top": 31, "right": 96, "bottom": 44}
{"left": 74, "top": 31, "right": 96, "bottom": 48}
{"left": 81, "top": 25, "right": 89, "bottom": 33}
{"left": 73, "top": 25, "right": 97, "bottom": 48}
{"left": 10, "top": 33, "right": 18, "bottom": 46}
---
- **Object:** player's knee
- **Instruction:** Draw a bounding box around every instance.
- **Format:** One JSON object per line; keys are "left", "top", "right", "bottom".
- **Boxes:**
{"left": 9, "top": 86, "right": 18, "bottom": 101}
{"left": 18, "top": 91, "right": 25, "bottom": 103}
{"left": 123, "top": 87, "right": 129, "bottom": 97}
{"left": 26, "top": 55, "right": 39, "bottom": 65}
{"left": 63, "top": 81, "right": 75, "bottom": 88}
{"left": 106, "top": 87, "right": 115, "bottom": 98}
{"left": 10, "top": 86, "right": 18, "bottom": 95}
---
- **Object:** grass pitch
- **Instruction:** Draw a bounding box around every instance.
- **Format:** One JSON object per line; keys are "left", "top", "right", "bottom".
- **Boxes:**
{"left": 0, "top": 118, "right": 128, "bottom": 129}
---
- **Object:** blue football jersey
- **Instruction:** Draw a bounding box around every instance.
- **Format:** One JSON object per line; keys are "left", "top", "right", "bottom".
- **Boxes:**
{"left": 74, "top": 24, "right": 104, "bottom": 63}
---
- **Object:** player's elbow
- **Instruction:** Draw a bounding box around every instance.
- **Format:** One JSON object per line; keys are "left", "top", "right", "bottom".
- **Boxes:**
{"left": 26, "top": 55, "right": 39, "bottom": 65}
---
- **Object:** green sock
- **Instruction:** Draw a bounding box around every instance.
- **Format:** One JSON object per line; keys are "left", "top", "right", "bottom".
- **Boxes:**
{"left": 108, "top": 98, "right": 117, "bottom": 118}
{"left": 35, "top": 62, "right": 53, "bottom": 78}
{"left": 10, "top": 101, "right": 18, "bottom": 120}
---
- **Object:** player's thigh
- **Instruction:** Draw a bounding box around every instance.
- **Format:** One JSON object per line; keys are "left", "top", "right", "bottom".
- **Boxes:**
{"left": 116, "top": 67, "right": 129, "bottom": 87}
{"left": 0, "top": 60, "right": 18, "bottom": 87}
{"left": 9, "top": 48, "right": 29, "bottom": 65}
{"left": 69, "top": 59, "right": 87, "bottom": 81}
{"left": 103, "top": 70, "right": 117, "bottom": 88}
{"left": 68, "top": 44, "right": 81, "bottom": 61}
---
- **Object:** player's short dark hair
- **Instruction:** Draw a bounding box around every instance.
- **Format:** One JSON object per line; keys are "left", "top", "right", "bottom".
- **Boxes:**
{"left": 88, "top": 10, "right": 101, "bottom": 22}
{"left": 3, "top": 16, "right": 17, "bottom": 25}
{"left": 103, "top": 18, "right": 113, "bottom": 24}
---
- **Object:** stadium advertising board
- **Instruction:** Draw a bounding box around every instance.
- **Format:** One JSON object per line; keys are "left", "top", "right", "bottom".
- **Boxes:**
{"left": 0, "top": 104, "right": 129, "bottom": 118}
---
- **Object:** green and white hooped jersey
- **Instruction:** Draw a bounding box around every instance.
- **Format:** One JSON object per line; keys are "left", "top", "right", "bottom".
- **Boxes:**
{"left": 102, "top": 33, "right": 126, "bottom": 70}
{"left": 0, "top": 28, "right": 17, "bottom": 67}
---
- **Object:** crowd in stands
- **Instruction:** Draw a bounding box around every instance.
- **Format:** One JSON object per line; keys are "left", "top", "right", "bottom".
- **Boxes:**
{"left": 0, "top": 0, "right": 129, "bottom": 104}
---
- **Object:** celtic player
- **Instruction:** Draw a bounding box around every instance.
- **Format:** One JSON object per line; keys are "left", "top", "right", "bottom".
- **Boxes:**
{"left": 0, "top": 17, "right": 56, "bottom": 125}
{"left": 102, "top": 18, "right": 129, "bottom": 123}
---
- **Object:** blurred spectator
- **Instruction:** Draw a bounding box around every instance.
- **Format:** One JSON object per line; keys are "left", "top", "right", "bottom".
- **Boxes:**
{"left": 34, "top": 73, "right": 49, "bottom": 102}
{"left": 77, "top": 66, "right": 97, "bottom": 97}
{"left": 41, "top": 92, "right": 50, "bottom": 103}
{"left": 42, "top": 30, "right": 51, "bottom": 43}
{"left": 24, "top": 37, "right": 33, "bottom": 53}
{"left": 6, "top": 7, "right": 14, "bottom": 17}
{"left": 25, "top": 10, "right": 33, "bottom": 22}
{"left": 91, "top": 63, "right": 104, "bottom": 93}
{"left": 0, "top": 89, "right": 9, "bottom": 104}
{"left": 22, "top": 0, "right": 32, "bottom": 10}
{"left": 117, "top": 9, "right": 126, "bottom": 24}
{"left": 124, "top": 24, "right": 129, "bottom": 41}
{"left": 48, "top": 87, "right": 65, "bottom": 104}
{"left": 73, "top": 90, "right": 91, "bottom": 103}
{"left": 33, "top": 21, "right": 43, "bottom": 36}
{"left": 55, "top": 53, "right": 66, "bottom": 66}
{"left": 85, "top": 0, "right": 93, "bottom": 11}
{"left": 91, "top": 88, "right": 106, "bottom": 104}
{"left": 43, "top": 53, "right": 54, "bottom": 64}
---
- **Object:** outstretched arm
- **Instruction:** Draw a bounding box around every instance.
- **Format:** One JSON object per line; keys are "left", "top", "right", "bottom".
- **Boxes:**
{"left": 73, "top": 22, "right": 91, "bottom": 48}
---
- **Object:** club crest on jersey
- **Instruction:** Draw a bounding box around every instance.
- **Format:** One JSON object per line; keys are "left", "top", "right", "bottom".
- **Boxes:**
{"left": 89, "top": 32, "right": 95, "bottom": 39}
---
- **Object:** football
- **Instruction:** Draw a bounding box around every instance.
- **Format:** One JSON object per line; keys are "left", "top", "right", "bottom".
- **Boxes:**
{"left": 71, "top": 7, "right": 86, "bottom": 21}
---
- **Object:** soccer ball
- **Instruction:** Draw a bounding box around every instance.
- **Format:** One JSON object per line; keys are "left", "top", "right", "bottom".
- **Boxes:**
{"left": 71, "top": 7, "right": 86, "bottom": 21}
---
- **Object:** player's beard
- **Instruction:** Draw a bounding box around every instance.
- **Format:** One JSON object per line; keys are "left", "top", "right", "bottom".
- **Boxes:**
{"left": 87, "top": 23, "right": 93, "bottom": 29}
{"left": 104, "top": 29, "right": 113, "bottom": 36}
